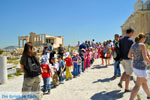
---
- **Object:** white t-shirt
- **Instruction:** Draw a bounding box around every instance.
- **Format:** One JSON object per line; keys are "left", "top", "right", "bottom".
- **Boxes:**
{"left": 52, "top": 62, "right": 59, "bottom": 72}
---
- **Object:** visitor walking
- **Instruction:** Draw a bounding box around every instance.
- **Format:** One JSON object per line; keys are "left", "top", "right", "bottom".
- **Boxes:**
{"left": 112, "top": 34, "right": 121, "bottom": 79}
{"left": 129, "top": 34, "right": 150, "bottom": 100}
{"left": 118, "top": 28, "right": 134, "bottom": 92}
{"left": 80, "top": 49, "right": 85, "bottom": 72}
{"left": 48, "top": 43, "right": 56, "bottom": 64}
{"left": 51, "top": 57, "right": 59, "bottom": 87}
{"left": 58, "top": 44, "right": 64, "bottom": 59}
{"left": 72, "top": 53, "right": 79, "bottom": 77}
{"left": 42, "top": 43, "right": 48, "bottom": 55}
{"left": 103, "top": 41, "right": 109, "bottom": 67}
{"left": 64, "top": 52, "right": 73, "bottom": 80}
{"left": 57, "top": 55, "right": 66, "bottom": 84}
{"left": 41, "top": 57, "right": 53, "bottom": 95}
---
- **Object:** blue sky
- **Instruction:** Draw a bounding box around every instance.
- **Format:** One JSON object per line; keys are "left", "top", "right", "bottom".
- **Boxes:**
{"left": 0, "top": 0, "right": 144, "bottom": 48}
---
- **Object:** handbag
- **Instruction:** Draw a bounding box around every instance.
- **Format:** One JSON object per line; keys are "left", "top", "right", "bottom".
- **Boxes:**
{"left": 25, "top": 56, "right": 41, "bottom": 77}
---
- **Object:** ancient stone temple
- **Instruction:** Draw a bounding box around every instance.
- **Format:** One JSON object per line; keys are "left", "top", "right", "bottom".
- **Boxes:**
{"left": 18, "top": 32, "right": 64, "bottom": 48}
{"left": 121, "top": 0, "right": 150, "bottom": 42}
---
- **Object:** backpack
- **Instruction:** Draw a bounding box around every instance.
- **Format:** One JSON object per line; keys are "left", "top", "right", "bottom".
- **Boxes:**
{"left": 58, "top": 47, "right": 64, "bottom": 54}
{"left": 113, "top": 42, "right": 122, "bottom": 61}
{"left": 25, "top": 56, "right": 42, "bottom": 77}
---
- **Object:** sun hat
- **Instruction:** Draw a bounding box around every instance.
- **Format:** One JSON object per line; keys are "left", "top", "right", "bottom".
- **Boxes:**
{"left": 65, "top": 52, "right": 70, "bottom": 58}
{"left": 41, "top": 57, "right": 47, "bottom": 64}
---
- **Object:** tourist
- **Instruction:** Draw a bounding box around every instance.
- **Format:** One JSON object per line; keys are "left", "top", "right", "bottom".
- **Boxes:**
{"left": 91, "top": 39, "right": 95, "bottom": 48}
{"left": 72, "top": 53, "right": 79, "bottom": 78}
{"left": 48, "top": 43, "right": 56, "bottom": 64}
{"left": 90, "top": 47, "right": 94, "bottom": 65}
{"left": 58, "top": 44, "right": 64, "bottom": 59}
{"left": 51, "top": 57, "right": 59, "bottom": 87}
{"left": 77, "top": 41, "right": 80, "bottom": 47}
{"left": 57, "top": 55, "right": 66, "bottom": 84}
{"left": 118, "top": 28, "right": 134, "bottom": 92}
{"left": 77, "top": 53, "right": 81, "bottom": 75}
{"left": 41, "top": 57, "right": 53, "bottom": 95}
{"left": 42, "top": 43, "right": 48, "bottom": 55}
{"left": 77, "top": 41, "right": 81, "bottom": 54}
{"left": 129, "top": 34, "right": 150, "bottom": 100}
{"left": 85, "top": 49, "right": 91, "bottom": 68}
{"left": 79, "top": 42, "right": 87, "bottom": 56}
{"left": 88, "top": 41, "right": 91, "bottom": 48}
{"left": 103, "top": 41, "right": 109, "bottom": 67}
{"left": 20, "top": 42, "right": 42, "bottom": 99}
{"left": 94, "top": 46, "right": 99, "bottom": 59}
{"left": 112, "top": 34, "right": 121, "bottom": 79}
{"left": 99, "top": 43, "right": 104, "bottom": 65}
{"left": 85, "top": 41, "right": 89, "bottom": 49}
{"left": 64, "top": 52, "right": 73, "bottom": 80}
{"left": 106, "top": 44, "right": 112, "bottom": 65}
{"left": 80, "top": 49, "right": 85, "bottom": 72}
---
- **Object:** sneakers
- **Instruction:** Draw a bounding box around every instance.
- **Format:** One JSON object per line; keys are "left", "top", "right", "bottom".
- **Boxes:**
{"left": 43, "top": 90, "right": 50, "bottom": 95}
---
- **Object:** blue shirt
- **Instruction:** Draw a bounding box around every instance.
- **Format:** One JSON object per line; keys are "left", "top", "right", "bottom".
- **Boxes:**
{"left": 72, "top": 57, "right": 78, "bottom": 63}
{"left": 79, "top": 43, "right": 87, "bottom": 50}
{"left": 119, "top": 36, "right": 134, "bottom": 60}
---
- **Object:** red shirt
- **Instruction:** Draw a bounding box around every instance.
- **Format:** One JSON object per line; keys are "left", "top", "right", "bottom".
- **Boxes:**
{"left": 64, "top": 57, "right": 72, "bottom": 67}
{"left": 41, "top": 64, "right": 50, "bottom": 78}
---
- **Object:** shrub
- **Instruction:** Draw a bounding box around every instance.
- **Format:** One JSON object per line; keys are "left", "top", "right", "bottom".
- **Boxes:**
{"left": 8, "top": 75, "right": 12, "bottom": 79}
{"left": 0, "top": 50, "right": 3, "bottom": 55}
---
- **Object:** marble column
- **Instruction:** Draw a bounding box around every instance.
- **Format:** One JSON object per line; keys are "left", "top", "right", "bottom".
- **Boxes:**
{"left": 41, "top": 34, "right": 43, "bottom": 44}
{"left": 44, "top": 34, "right": 46, "bottom": 43}
{"left": 18, "top": 38, "right": 20, "bottom": 48}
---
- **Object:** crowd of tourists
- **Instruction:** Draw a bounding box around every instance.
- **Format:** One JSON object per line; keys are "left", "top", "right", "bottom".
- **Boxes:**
{"left": 20, "top": 28, "right": 150, "bottom": 100}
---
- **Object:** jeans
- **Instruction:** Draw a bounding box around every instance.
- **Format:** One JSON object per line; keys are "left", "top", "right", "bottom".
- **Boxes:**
{"left": 73, "top": 63, "right": 78, "bottom": 77}
{"left": 57, "top": 71, "right": 63, "bottom": 82}
{"left": 78, "top": 65, "right": 81, "bottom": 74}
{"left": 43, "top": 78, "right": 50, "bottom": 92}
{"left": 81, "top": 61, "right": 84, "bottom": 72}
{"left": 114, "top": 61, "right": 121, "bottom": 76}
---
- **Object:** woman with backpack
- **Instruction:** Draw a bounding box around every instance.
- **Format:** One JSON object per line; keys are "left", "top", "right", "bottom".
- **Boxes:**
{"left": 20, "top": 42, "right": 42, "bottom": 99}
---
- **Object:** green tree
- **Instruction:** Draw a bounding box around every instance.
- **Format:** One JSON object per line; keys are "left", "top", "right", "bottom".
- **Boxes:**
{"left": 0, "top": 50, "right": 4, "bottom": 55}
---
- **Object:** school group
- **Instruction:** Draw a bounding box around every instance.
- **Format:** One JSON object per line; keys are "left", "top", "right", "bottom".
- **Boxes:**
{"left": 20, "top": 28, "right": 150, "bottom": 100}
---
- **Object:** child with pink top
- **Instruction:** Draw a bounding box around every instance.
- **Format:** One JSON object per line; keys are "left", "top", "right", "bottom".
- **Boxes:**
{"left": 85, "top": 49, "right": 91, "bottom": 68}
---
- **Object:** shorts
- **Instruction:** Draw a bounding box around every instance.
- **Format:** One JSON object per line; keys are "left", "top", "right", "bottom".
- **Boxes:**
{"left": 121, "top": 59, "right": 133, "bottom": 75}
{"left": 133, "top": 68, "right": 147, "bottom": 78}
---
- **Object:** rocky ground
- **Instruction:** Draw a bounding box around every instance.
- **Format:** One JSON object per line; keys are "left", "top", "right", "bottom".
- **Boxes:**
{"left": 0, "top": 59, "right": 149, "bottom": 100}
